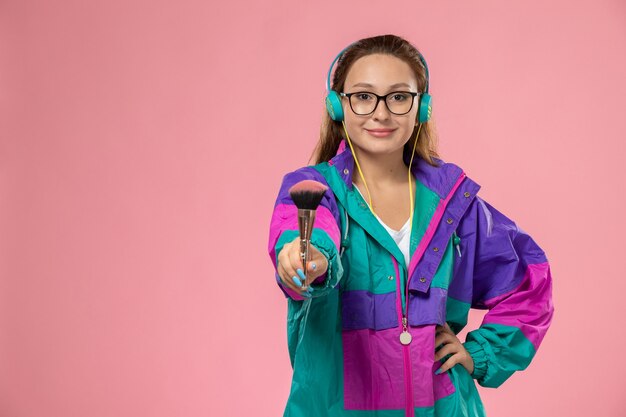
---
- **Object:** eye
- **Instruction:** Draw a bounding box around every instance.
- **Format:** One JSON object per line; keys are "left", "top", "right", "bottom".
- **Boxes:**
{"left": 354, "top": 92, "right": 374, "bottom": 101}
{"left": 389, "top": 92, "right": 410, "bottom": 102}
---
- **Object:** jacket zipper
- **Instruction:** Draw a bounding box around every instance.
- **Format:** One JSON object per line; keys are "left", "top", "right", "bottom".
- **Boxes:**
{"left": 393, "top": 171, "right": 467, "bottom": 416}
{"left": 392, "top": 255, "right": 413, "bottom": 417}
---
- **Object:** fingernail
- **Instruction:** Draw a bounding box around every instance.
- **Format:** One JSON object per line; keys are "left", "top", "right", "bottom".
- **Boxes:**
{"left": 296, "top": 268, "right": 306, "bottom": 281}
{"left": 434, "top": 368, "right": 443, "bottom": 375}
{"left": 293, "top": 276, "right": 302, "bottom": 287}
{"left": 311, "top": 262, "right": 317, "bottom": 270}
{"left": 301, "top": 291, "right": 311, "bottom": 298}
{"left": 306, "top": 286, "right": 314, "bottom": 293}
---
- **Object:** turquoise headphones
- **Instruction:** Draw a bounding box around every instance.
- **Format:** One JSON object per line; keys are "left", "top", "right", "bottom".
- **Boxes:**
{"left": 324, "top": 43, "right": 432, "bottom": 124}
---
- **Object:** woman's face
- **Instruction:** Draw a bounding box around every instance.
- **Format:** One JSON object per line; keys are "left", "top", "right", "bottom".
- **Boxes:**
{"left": 341, "top": 53, "right": 419, "bottom": 156}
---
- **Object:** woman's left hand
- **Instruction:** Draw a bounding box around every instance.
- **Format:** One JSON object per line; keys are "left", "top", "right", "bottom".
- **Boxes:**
{"left": 434, "top": 322, "right": 474, "bottom": 375}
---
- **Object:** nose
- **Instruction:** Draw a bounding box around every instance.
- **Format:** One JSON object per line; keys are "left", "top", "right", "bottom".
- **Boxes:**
{"left": 372, "top": 97, "right": 391, "bottom": 120}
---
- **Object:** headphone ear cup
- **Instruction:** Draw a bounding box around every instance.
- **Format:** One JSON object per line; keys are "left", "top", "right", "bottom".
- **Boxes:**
{"left": 417, "top": 93, "right": 432, "bottom": 123}
{"left": 325, "top": 91, "right": 344, "bottom": 122}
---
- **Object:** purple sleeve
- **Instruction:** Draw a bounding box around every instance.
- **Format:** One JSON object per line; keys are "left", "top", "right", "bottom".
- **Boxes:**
{"left": 456, "top": 196, "right": 555, "bottom": 388}
{"left": 267, "top": 167, "right": 344, "bottom": 300}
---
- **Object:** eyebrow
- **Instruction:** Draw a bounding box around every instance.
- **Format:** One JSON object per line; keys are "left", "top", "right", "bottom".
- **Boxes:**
{"left": 350, "top": 82, "right": 413, "bottom": 89}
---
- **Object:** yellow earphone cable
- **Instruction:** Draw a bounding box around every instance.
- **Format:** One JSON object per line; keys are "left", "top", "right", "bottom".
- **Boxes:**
{"left": 340, "top": 120, "right": 423, "bottom": 235}
{"left": 340, "top": 120, "right": 375, "bottom": 210}
{"left": 406, "top": 123, "right": 422, "bottom": 236}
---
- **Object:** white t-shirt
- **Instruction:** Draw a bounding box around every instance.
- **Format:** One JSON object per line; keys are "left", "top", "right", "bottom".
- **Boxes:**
{"left": 353, "top": 183, "right": 411, "bottom": 268}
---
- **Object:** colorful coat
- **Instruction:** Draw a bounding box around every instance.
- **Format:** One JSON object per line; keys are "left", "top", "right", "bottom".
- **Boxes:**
{"left": 267, "top": 139, "right": 554, "bottom": 417}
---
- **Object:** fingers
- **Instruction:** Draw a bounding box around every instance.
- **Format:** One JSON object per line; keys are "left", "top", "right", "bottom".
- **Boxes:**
{"left": 433, "top": 324, "right": 474, "bottom": 375}
{"left": 277, "top": 259, "right": 307, "bottom": 295}
{"left": 288, "top": 241, "right": 328, "bottom": 284}
{"left": 275, "top": 238, "right": 330, "bottom": 298}
{"left": 434, "top": 352, "right": 461, "bottom": 375}
{"left": 277, "top": 242, "right": 309, "bottom": 296}
{"left": 434, "top": 341, "right": 458, "bottom": 362}
{"left": 436, "top": 322, "right": 454, "bottom": 335}
{"left": 276, "top": 242, "right": 306, "bottom": 295}
{"left": 434, "top": 329, "right": 455, "bottom": 349}
{"left": 434, "top": 323, "right": 460, "bottom": 374}
{"left": 306, "top": 247, "right": 328, "bottom": 280}
{"left": 435, "top": 348, "right": 474, "bottom": 375}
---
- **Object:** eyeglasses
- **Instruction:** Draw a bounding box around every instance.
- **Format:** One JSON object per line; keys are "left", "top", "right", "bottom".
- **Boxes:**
{"left": 339, "top": 91, "right": 420, "bottom": 116}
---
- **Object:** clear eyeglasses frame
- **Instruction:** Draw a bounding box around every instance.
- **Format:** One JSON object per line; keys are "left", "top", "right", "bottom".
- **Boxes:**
{"left": 339, "top": 91, "right": 420, "bottom": 116}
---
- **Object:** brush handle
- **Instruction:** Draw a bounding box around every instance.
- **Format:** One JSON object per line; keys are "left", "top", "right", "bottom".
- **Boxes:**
{"left": 297, "top": 208, "right": 316, "bottom": 289}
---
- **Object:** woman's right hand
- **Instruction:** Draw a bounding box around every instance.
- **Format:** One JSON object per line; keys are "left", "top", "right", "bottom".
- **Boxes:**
{"left": 277, "top": 236, "right": 329, "bottom": 297}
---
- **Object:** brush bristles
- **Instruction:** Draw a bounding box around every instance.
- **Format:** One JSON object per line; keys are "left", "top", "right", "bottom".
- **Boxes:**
{"left": 288, "top": 180, "right": 328, "bottom": 210}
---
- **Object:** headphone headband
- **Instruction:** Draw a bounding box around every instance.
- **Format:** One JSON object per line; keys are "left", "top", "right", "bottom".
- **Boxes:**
{"left": 326, "top": 45, "right": 351, "bottom": 92}
{"left": 325, "top": 44, "right": 430, "bottom": 95}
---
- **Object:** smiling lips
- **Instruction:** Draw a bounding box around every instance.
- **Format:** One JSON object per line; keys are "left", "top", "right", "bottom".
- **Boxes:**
{"left": 366, "top": 128, "right": 396, "bottom": 138}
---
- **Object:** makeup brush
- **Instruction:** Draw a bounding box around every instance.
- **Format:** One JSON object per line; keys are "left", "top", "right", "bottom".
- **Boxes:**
{"left": 288, "top": 180, "right": 329, "bottom": 289}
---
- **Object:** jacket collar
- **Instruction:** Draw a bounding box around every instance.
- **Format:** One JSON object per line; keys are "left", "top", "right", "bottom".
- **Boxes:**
{"left": 327, "top": 138, "right": 470, "bottom": 200}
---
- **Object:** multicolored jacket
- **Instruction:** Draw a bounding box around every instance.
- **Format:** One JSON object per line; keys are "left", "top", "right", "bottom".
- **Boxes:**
{"left": 267, "top": 139, "right": 554, "bottom": 417}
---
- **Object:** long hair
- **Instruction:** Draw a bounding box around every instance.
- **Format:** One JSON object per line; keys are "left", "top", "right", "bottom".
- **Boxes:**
{"left": 308, "top": 34, "right": 440, "bottom": 166}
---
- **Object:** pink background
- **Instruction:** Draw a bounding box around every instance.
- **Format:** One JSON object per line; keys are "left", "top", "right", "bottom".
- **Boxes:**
{"left": 1, "top": 1, "right": 624, "bottom": 416}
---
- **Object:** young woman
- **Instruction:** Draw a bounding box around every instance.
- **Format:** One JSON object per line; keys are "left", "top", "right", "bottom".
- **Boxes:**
{"left": 268, "top": 34, "right": 554, "bottom": 417}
